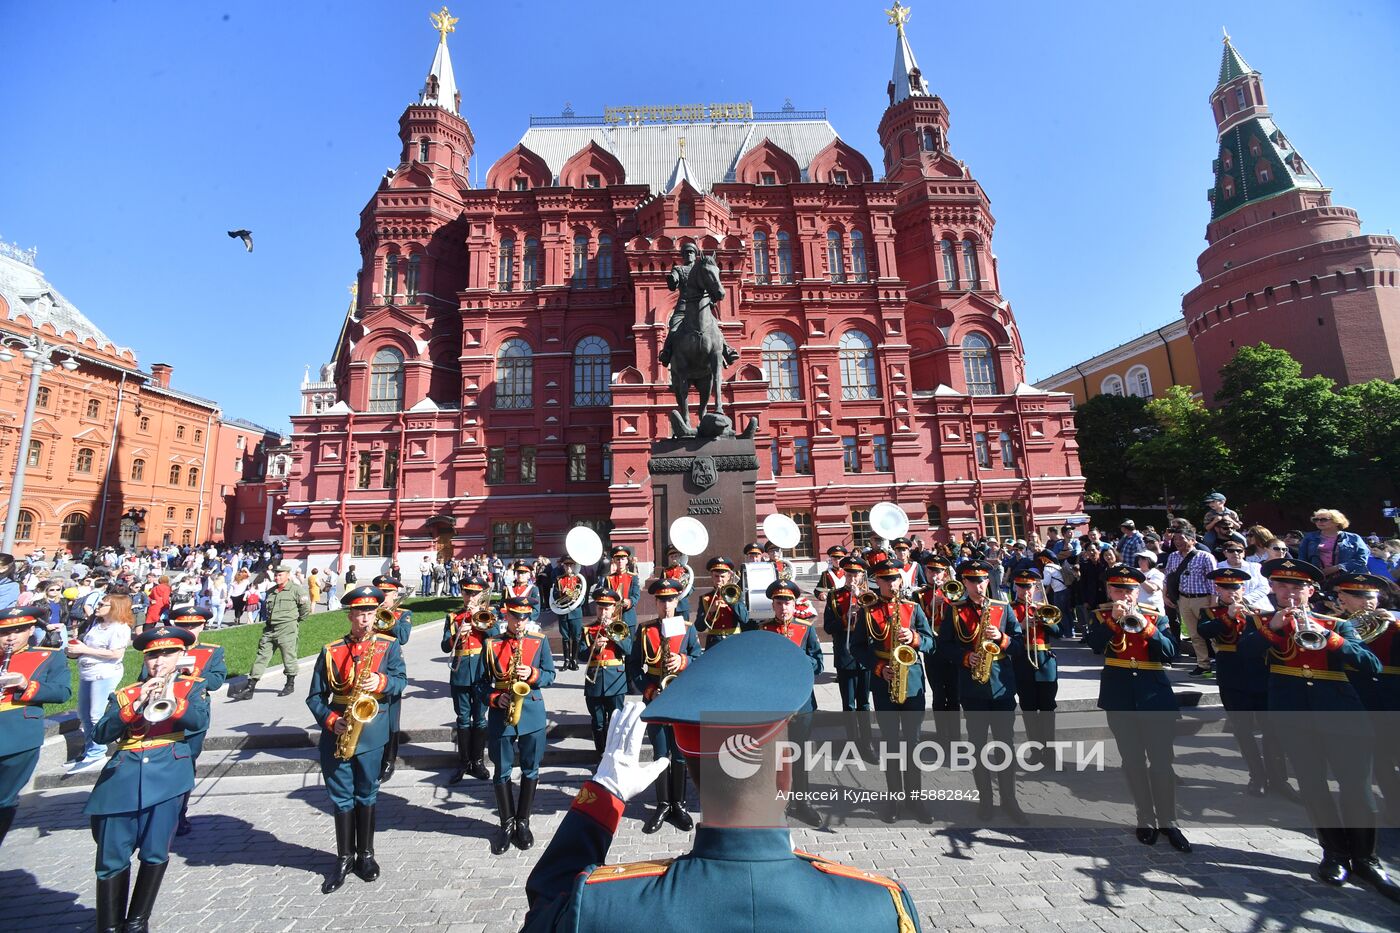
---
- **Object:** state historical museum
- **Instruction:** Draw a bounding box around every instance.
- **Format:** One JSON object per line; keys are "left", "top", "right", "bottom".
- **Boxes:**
{"left": 285, "top": 7, "right": 1084, "bottom": 576}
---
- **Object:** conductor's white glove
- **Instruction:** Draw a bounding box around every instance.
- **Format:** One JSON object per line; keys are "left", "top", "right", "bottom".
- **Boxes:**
{"left": 593, "top": 701, "right": 670, "bottom": 801}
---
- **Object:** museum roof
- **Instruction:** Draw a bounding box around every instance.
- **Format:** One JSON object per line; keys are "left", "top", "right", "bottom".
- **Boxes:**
{"left": 0, "top": 240, "right": 132, "bottom": 359}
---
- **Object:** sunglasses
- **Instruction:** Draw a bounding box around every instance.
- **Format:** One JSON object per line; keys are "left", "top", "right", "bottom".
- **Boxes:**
{"left": 1224, "top": 548, "right": 1244, "bottom": 554}
{"left": 1312, "top": 517, "right": 1331, "bottom": 523}
{"left": 1269, "top": 546, "right": 1288, "bottom": 552}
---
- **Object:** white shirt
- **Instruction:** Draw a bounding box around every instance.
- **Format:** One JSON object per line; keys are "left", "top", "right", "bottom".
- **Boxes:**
{"left": 1042, "top": 564, "right": 1067, "bottom": 594}
{"left": 1140, "top": 568, "right": 1167, "bottom": 611}
{"left": 78, "top": 620, "right": 131, "bottom": 681}
{"left": 1215, "top": 558, "right": 1273, "bottom": 610}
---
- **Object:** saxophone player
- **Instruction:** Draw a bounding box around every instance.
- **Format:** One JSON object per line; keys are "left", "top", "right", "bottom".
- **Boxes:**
{"left": 0, "top": 606, "right": 72, "bottom": 849}
{"left": 1335, "top": 572, "right": 1400, "bottom": 821}
{"left": 371, "top": 575, "right": 412, "bottom": 782}
{"left": 306, "top": 586, "right": 406, "bottom": 894}
{"left": 918, "top": 552, "right": 961, "bottom": 745}
{"left": 441, "top": 579, "right": 498, "bottom": 784}
{"left": 479, "top": 596, "right": 555, "bottom": 855}
{"left": 553, "top": 556, "right": 586, "bottom": 669}
{"left": 1009, "top": 568, "right": 1061, "bottom": 766}
{"left": 822, "top": 555, "right": 877, "bottom": 761}
{"left": 850, "top": 561, "right": 934, "bottom": 823}
{"left": 939, "top": 560, "right": 1024, "bottom": 824}
{"left": 580, "top": 587, "right": 633, "bottom": 757}
{"left": 1085, "top": 564, "right": 1189, "bottom": 852}
{"left": 85, "top": 625, "right": 208, "bottom": 932}
{"left": 628, "top": 577, "right": 701, "bottom": 833}
{"left": 695, "top": 556, "right": 748, "bottom": 648}
{"left": 1239, "top": 560, "right": 1396, "bottom": 895}
{"left": 757, "top": 579, "right": 824, "bottom": 826}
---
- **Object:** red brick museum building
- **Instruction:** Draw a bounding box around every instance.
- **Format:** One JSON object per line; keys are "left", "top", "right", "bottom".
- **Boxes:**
{"left": 283, "top": 8, "right": 1085, "bottom": 576}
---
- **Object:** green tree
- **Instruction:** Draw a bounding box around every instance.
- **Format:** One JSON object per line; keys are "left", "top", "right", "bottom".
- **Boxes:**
{"left": 1132, "top": 385, "right": 1231, "bottom": 511}
{"left": 1339, "top": 378, "right": 1400, "bottom": 499}
{"left": 1214, "top": 344, "right": 1354, "bottom": 510}
{"left": 1072, "top": 393, "right": 1153, "bottom": 508}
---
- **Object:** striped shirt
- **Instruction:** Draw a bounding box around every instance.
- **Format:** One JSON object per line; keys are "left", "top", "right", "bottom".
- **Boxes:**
{"left": 1164, "top": 548, "right": 1215, "bottom": 597}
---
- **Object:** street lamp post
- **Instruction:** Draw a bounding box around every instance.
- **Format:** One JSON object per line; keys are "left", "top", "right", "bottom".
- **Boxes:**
{"left": 0, "top": 334, "right": 81, "bottom": 552}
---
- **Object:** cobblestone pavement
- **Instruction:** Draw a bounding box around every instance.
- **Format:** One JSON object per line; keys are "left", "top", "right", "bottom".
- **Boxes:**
{"left": 7, "top": 767, "right": 1400, "bottom": 932}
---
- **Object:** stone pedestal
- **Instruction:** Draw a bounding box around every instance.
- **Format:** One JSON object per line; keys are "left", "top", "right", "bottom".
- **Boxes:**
{"left": 647, "top": 436, "right": 758, "bottom": 592}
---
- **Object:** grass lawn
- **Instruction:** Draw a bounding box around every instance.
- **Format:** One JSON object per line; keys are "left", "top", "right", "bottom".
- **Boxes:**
{"left": 46, "top": 597, "right": 457, "bottom": 716}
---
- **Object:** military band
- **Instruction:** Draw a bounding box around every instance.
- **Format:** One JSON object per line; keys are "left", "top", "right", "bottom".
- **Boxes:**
{"left": 307, "top": 585, "right": 407, "bottom": 894}
{"left": 86, "top": 625, "right": 210, "bottom": 932}
{"left": 917, "top": 552, "right": 961, "bottom": 744}
{"left": 0, "top": 605, "right": 73, "bottom": 848}
{"left": 813, "top": 544, "right": 848, "bottom": 602}
{"left": 629, "top": 577, "right": 701, "bottom": 833}
{"left": 371, "top": 575, "right": 412, "bottom": 781}
{"left": 1335, "top": 572, "right": 1400, "bottom": 820}
{"left": 1008, "top": 568, "right": 1060, "bottom": 764}
{"left": 889, "top": 538, "right": 925, "bottom": 595}
{"left": 442, "top": 578, "right": 498, "bottom": 783}
{"left": 758, "top": 579, "right": 824, "bottom": 825}
{"left": 696, "top": 556, "right": 748, "bottom": 647}
{"left": 553, "top": 557, "right": 586, "bottom": 669}
{"left": 507, "top": 563, "right": 543, "bottom": 624}
{"left": 581, "top": 587, "right": 634, "bottom": 757}
{"left": 822, "top": 555, "right": 877, "bottom": 761}
{"left": 605, "top": 546, "right": 641, "bottom": 629}
{"left": 660, "top": 547, "right": 692, "bottom": 621}
{"left": 481, "top": 596, "right": 555, "bottom": 854}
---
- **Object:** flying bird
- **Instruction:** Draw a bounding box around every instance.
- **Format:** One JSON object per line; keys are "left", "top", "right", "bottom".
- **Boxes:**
{"left": 227, "top": 229, "right": 253, "bottom": 252}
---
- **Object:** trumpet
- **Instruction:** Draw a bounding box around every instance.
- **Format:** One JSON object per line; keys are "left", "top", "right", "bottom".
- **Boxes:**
{"left": 144, "top": 674, "right": 178, "bottom": 724}
{"left": 1288, "top": 607, "right": 1330, "bottom": 652}
{"left": 374, "top": 606, "right": 397, "bottom": 633}
{"left": 701, "top": 583, "right": 742, "bottom": 631}
{"left": 858, "top": 588, "right": 882, "bottom": 609}
{"left": 584, "top": 618, "right": 631, "bottom": 685}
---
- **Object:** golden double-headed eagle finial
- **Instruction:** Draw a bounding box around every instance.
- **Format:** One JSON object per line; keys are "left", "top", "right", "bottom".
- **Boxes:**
{"left": 430, "top": 6, "right": 458, "bottom": 44}
{"left": 885, "top": 1, "right": 912, "bottom": 34}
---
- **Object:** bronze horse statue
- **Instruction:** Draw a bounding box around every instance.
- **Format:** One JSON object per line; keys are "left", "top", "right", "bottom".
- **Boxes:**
{"left": 666, "top": 252, "right": 730, "bottom": 437}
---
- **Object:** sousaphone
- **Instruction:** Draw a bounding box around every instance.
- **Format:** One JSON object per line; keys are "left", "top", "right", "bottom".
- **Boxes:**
{"left": 550, "top": 526, "right": 602, "bottom": 615}
{"left": 668, "top": 517, "right": 709, "bottom": 601}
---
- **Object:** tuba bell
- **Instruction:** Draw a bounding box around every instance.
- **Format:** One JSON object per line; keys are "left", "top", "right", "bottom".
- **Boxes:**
{"left": 548, "top": 576, "right": 586, "bottom": 615}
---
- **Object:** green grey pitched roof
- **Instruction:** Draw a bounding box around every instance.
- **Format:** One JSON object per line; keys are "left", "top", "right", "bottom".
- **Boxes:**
{"left": 1208, "top": 115, "right": 1324, "bottom": 220}
{"left": 1218, "top": 36, "right": 1255, "bottom": 87}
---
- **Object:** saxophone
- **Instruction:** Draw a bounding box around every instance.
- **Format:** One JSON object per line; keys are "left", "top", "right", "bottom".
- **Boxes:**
{"left": 877, "top": 594, "right": 918, "bottom": 704}
{"left": 658, "top": 623, "right": 678, "bottom": 692}
{"left": 504, "top": 634, "right": 530, "bottom": 727}
{"left": 970, "top": 598, "right": 1001, "bottom": 685}
{"left": 335, "top": 641, "right": 381, "bottom": 761}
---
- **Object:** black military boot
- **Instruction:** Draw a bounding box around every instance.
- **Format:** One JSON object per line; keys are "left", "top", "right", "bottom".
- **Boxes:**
{"left": 447, "top": 729, "right": 472, "bottom": 784}
{"left": 123, "top": 860, "right": 168, "bottom": 933}
{"left": 882, "top": 765, "right": 903, "bottom": 824}
{"left": 998, "top": 769, "right": 1027, "bottom": 826}
{"left": 229, "top": 678, "right": 257, "bottom": 701}
{"left": 354, "top": 804, "right": 380, "bottom": 882}
{"left": 95, "top": 868, "right": 129, "bottom": 933}
{"left": 591, "top": 727, "right": 607, "bottom": 759}
{"left": 277, "top": 675, "right": 296, "bottom": 697}
{"left": 561, "top": 639, "right": 575, "bottom": 671}
{"left": 1349, "top": 828, "right": 1400, "bottom": 902}
{"left": 0, "top": 806, "right": 14, "bottom": 847}
{"left": 1317, "top": 828, "right": 1350, "bottom": 886}
{"left": 491, "top": 782, "right": 516, "bottom": 855}
{"left": 513, "top": 777, "right": 538, "bottom": 850}
{"left": 855, "top": 713, "right": 879, "bottom": 764}
{"left": 666, "top": 761, "right": 694, "bottom": 831}
{"left": 901, "top": 765, "right": 933, "bottom": 825}
{"left": 379, "top": 731, "right": 399, "bottom": 782}
{"left": 974, "top": 765, "right": 995, "bottom": 821}
{"left": 467, "top": 727, "right": 490, "bottom": 780}
{"left": 321, "top": 809, "right": 356, "bottom": 894}
{"left": 642, "top": 774, "right": 671, "bottom": 834}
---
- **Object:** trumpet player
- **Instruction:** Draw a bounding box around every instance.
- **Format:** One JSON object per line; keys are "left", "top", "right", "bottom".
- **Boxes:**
{"left": 940, "top": 560, "right": 1025, "bottom": 824}
{"left": 757, "top": 579, "right": 824, "bottom": 826}
{"left": 479, "top": 596, "right": 555, "bottom": 855}
{"left": 554, "top": 556, "right": 586, "bottom": 669}
{"left": 661, "top": 547, "right": 693, "bottom": 621}
{"left": 307, "top": 586, "right": 406, "bottom": 895}
{"left": 371, "top": 576, "right": 412, "bottom": 781}
{"left": 851, "top": 561, "right": 934, "bottom": 823}
{"left": 1197, "top": 569, "right": 1286, "bottom": 797}
{"left": 1334, "top": 572, "right": 1400, "bottom": 820}
{"left": 580, "top": 587, "right": 633, "bottom": 757}
{"left": 140, "top": 604, "right": 227, "bottom": 836}
{"left": 606, "top": 545, "right": 640, "bottom": 629}
{"left": 0, "top": 605, "right": 72, "bottom": 849}
{"left": 85, "top": 625, "right": 209, "bottom": 932}
{"left": 441, "top": 579, "right": 498, "bottom": 784}
{"left": 629, "top": 577, "right": 701, "bottom": 833}
{"left": 822, "top": 555, "right": 877, "bottom": 762}
{"left": 1085, "top": 564, "right": 1190, "bottom": 853}
{"left": 1240, "top": 559, "right": 1396, "bottom": 897}
{"left": 696, "top": 556, "right": 748, "bottom": 647}
{"left": 918, "top": 552, "right": 961, "bottom": 745}
{"left": 813, "top": 544, "right": 848, "bottom": 603}
{"left": 1009, "top": 568, "right": 1060, "bottom": 764}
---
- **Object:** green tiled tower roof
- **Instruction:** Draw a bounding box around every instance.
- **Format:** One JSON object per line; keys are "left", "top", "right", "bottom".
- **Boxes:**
{"left": 1217, "top": 31, "right": 1254, "bottom": 87}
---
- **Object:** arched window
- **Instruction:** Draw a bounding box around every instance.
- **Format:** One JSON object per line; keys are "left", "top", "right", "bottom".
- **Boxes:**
{"left": 193, "top": 429, "right": 202, "bottom": 444}
{"left": 962, "top": 333, "right": 998, "bottom": 395}
{"left": 35, "top": 386, "right": 50, "bottom": 408}
{"left": 86, "top": 399, "right": 101, "bottom": 418}
{"left": 523, "top": 237, "right": 540, "bottom": 290}
{"left": 187, "top": 467, "right": 200, "bottom": 488}
{"left": 383, "top": 253, "right": 399, "bottom": 298}
{"left": 678, "top": 201, "right": 694, "bottom": 227}
{"left": 961, "top": 238, "right": 980, "bottom": 289}
{"left": 139, "top": 415, "right": 149, "bottom": 432}
{"left": 850, "top": 230, "right": 868, "bottom": 283}
{"left": 405, "top": 254, "right": 420, "bottom": 301}
{"left": 839, "top": 330, "right": 879, "bottom": 400}
{"left": 25, "top": 440, "right": 42, "bottom": 468}
{"left": 60, "top": 512, "right": 88, "bottom": 542}
{"left": 368, "top": 347, "right": 405, "bottom": 412}
{"left": 1126, "top": 365, "right": 1153, "bottom": 399}
{"left": 166, "top": 506, "right": 175, "bottom": 519}
{"left": 752, "top": 230, "right": 770, "bottom": 284}
{"left": 169, "top": 464, "right": 182, "bottom": 485}
{"left": 922, "top": 128, "right": 936, "bottom": 151}
{"left": 75, "top": 447, "right": 94, "bottom": 473}
{"left": 940, "top": 239, "right": 959, "bottom": 289}
{"left": 1100, "top": 375, "right": 1125, "bottom": 397}
{"left": 499, "top": 237, "right": 516, "bottom": 291}
{"left": 596, "top": 235, "right": 614, "bottom": 288}
{"left": 776, "top": 231, "right": 794, "bottom": 283}
{"left": 573, "top": 336, "right": 611, "bottom": 407}
{"left": 131, "top": 458, "right": 145, "bottom": 481}
{"left": 827, "top": 230, "right": 846, "bottom": 283}
{"left": 180, "top": 529, "right": 192, "bottom": 547}
{"left": 176, "top": 425, "right": 185, "bottom": 440}
{"left": 572, "top": 234, "right": 589, "bottom": 286}
{"left": 418, "top": 138, "right": 429, "bottom": 162}
{"left": 15, "top": 509, "right": 35, "bottom": 541}
{"left": 184, "top": 507, "right": 194, "bottom": 520}
{"left": 761, "top": 331, "right": 801, "bottom": 401}
{"left": 495, "top": 339, "right": 533, "bottom": 409}
{"left": 1256, "top": 163, "right": 1271, "bottom": 183}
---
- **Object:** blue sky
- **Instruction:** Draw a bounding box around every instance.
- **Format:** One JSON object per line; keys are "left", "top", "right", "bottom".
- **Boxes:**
{"left": 3, "top": 1, "right": 1397, "bottom": 431}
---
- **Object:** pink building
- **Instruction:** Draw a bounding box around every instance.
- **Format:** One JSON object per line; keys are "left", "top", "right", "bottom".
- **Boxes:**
{"left": 1183, "top": 34, "right": 1400, "bottom": 401}
{"left": 283, "top": 10, "right": 1084, "bottom": 578}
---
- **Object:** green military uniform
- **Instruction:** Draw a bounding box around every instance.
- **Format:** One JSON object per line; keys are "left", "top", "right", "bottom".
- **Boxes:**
{"left": 248, "top": 570, "right": 310, "bottom": 688}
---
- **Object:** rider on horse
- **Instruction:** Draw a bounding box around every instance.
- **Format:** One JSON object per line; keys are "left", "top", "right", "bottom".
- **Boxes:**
{"left": 659, "top": 243, "right": 740, "bottom": 368}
